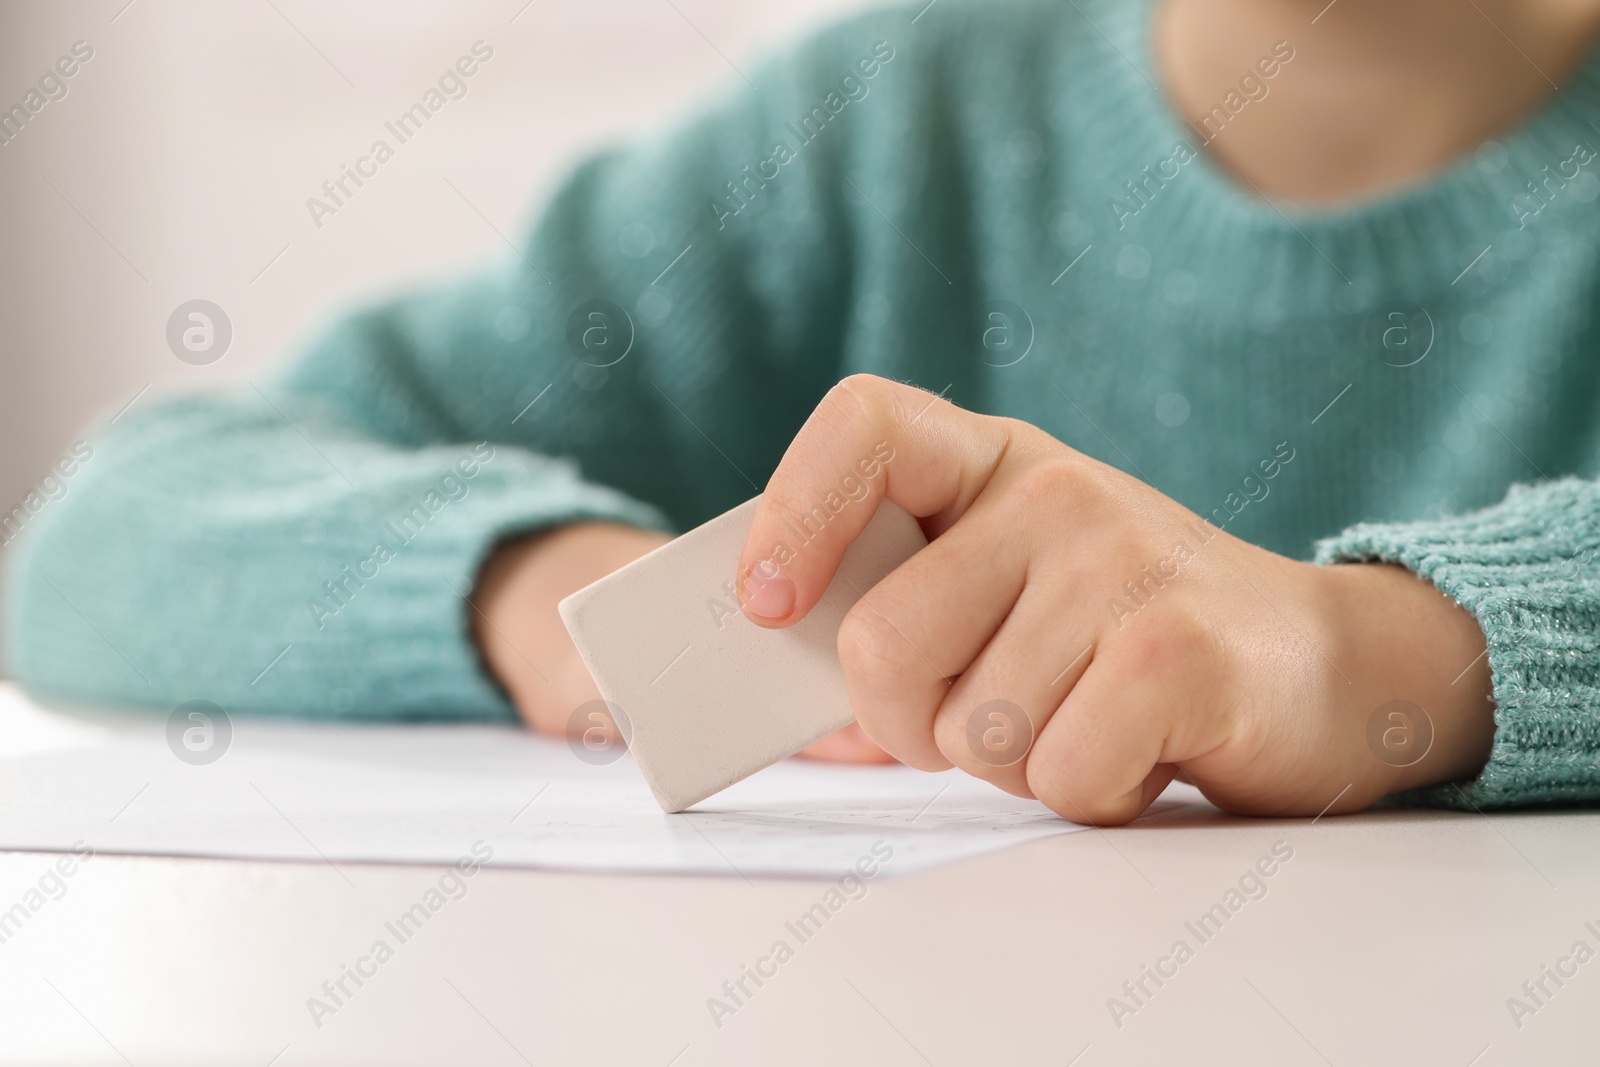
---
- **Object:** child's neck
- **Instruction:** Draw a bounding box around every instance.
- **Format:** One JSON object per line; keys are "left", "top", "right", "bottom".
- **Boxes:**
{"left": 1155, "top": 0, "right": 1600, "bottom": 203}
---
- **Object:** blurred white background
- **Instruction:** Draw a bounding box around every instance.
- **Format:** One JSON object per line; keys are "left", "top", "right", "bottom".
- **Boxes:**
{"left": 0, "top": 0, "right": 879, "bottom": 667}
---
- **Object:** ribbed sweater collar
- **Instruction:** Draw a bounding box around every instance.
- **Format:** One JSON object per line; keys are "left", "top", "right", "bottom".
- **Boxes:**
{"left": 1085, "top": 0, "right": 1600, "bottom": 307}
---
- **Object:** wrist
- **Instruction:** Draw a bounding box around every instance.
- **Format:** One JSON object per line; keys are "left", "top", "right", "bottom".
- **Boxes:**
{"left": 1320, "top": 561, "right": 1496, "bottom": 795}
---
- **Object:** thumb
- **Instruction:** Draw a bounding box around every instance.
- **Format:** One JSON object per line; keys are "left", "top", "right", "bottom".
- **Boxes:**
{"left": 737, "top": 375, "right": 1009, "bottom": 627}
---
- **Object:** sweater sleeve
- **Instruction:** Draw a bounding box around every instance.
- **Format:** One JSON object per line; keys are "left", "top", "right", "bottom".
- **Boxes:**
{"left": 3, "top": 17, "right": 907, "bottom": 721}
{"left": 1316, "top": 477, "right": 1600, "bottom": 809}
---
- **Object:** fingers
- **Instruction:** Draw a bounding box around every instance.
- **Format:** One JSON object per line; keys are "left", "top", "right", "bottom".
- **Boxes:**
{"left": 838, "top": 517, "right": 1029, "bottom": 770}
{"left": 795, "top": 724, "right": 896, "bottom": 764}
{"left": 929, "top": 578, "right": 1101, "bottom": 796}
{"left": 1024, "top": 624, "right": 1195, "bottom": 825}
{"left": 738, "top": 375, "right": 1012, "bottom": 627}
{"left": 734, "top": 373, "right": 1204, "bottom": 825}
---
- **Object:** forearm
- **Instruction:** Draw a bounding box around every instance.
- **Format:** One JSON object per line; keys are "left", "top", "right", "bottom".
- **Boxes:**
{"left": 2, "top": 393, "right": 669, "bottom": 719}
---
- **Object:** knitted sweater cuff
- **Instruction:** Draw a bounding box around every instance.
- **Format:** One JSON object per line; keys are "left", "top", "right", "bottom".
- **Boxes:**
{"left": 4, "top": 426, "right": 673, "bottom": 724}
{"left": 1314, "top": 478, "right": 1600, "bottom": 810}
{"left": 264, "top": 453, "right": 674, "bottom": 724}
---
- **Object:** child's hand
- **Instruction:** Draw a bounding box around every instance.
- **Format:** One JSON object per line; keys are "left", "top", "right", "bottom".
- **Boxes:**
{"left": 738, "top": 375, "right": 1498, "bottom": 823}
{"left": 472, "top": 521, "right": 891, "bottom": 763}
{"left": 474, "top": 523, "right": 671, "bottom": 741}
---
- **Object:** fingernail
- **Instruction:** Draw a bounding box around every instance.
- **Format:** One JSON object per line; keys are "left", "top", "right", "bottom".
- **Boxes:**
{"left": 741, "top": 572, "right": 795, "bottom": 620}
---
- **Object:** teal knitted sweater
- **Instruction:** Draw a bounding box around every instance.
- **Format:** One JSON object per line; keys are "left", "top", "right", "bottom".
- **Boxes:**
{"left": 9, "top": 0, "right": 1600, "bottom": 810}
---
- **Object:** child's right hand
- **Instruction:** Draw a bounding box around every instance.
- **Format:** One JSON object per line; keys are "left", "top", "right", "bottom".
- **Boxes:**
{"left": 735, "top": 376, "right": 1498, "bottom": 823}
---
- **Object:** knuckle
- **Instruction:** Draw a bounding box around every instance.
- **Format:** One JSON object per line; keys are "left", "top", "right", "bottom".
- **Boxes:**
{"left": 828, "top": 373, "right": 935, "bottom": 432}
{"left": 1011, "top": 458, "right": 1085, "bottom": 516}
{"left": 1123, "top": 606, "right": 1212, "bottom": 676}
{"left": 1007, "top": 433, "right": 1129, "bottom": 501}
{"left": 833, "top": 372, "right": 888, "bottom": 397}
{"left": 837, "top": 603, "right": 925, "bottom": 684}
{"left": 1001, "top": 416, "right": 1055, "bottom": 450}
{"left": 826, "top": 373, "right": 891, "bottom": 421}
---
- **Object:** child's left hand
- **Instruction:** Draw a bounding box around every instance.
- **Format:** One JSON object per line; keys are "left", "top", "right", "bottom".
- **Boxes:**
{"left": 738, "top": 375, "right": 1498, "bottom": 823}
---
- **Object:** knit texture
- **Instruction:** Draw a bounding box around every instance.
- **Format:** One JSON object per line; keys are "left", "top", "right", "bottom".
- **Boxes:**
{"left": 8, "top": 0, "right": 1600, "bottom": 806}
{"left": 1319, "top": 479, "right": 1600, "bottom": 809}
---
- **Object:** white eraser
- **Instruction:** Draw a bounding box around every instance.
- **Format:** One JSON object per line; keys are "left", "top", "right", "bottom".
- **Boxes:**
{"left": 558, "top": 496, "right": 927, "bottom": 812}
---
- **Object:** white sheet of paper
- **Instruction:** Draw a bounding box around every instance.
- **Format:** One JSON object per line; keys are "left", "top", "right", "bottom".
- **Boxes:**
{"left": 561, "top": 496, "right": 929, "bottom": 812}
{"left": 0, "top": 685, "right": 1092, "bottom": 878}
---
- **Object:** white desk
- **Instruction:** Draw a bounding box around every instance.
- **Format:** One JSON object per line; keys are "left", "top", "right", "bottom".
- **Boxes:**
{"left": 1, "top": 797, "right": 1593, "bottom": 1065}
